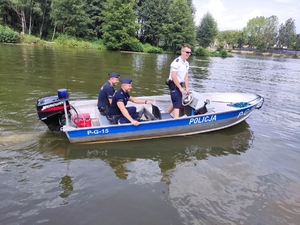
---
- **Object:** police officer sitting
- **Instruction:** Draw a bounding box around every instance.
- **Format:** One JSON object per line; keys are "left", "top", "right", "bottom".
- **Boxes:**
{"left": 108, "top": 78, "right": 152, "bottom": 126}
{"left": 97, "top": 72, "right": 120, "bottom": 116}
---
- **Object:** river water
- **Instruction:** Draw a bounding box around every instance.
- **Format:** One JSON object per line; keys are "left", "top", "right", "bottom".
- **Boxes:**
{"left": 0, "top": 44, "right": 300, "bottom": 225}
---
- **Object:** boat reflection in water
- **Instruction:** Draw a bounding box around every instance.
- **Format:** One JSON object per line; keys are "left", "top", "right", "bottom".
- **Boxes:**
{"left": 61, "top": 121, "right": 254, "bottom": 183}
{"left": 35, "top": 121, "right": 253, "bottom": 203}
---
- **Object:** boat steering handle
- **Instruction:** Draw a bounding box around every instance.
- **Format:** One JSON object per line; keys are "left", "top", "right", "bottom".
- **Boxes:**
{"left": 255, "top": 96, "right": 264, "bottom": 109}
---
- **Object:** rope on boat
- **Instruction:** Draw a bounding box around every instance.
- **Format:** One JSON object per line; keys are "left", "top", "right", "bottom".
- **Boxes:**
{"left": 212, "top": 95, "right": 264, "bottom": 109}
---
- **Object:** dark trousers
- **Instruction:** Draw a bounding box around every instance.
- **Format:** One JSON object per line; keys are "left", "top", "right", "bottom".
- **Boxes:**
{"left": 170, "top": 88, "right": 183, "bottom": 109}
{"left": 98, "top": 105, "right": 109, "bottom": 116}
{"left": 119, "top": 106, "right": 138, "bottom": 124}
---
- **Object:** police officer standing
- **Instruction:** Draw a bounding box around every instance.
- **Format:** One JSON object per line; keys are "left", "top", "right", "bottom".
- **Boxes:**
{"left": 167, "top": 45, "right": 191, "bottom": 118}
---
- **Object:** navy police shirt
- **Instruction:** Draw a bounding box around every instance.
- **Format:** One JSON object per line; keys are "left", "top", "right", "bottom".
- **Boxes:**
{"left": 108, "top": 88, "right": 130, "bottom": 116}
{"left": 97, "top": 82, "right": 115, "bottom": 109}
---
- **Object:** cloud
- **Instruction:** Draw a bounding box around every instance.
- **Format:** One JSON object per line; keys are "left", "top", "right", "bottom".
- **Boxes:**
{"left": 274, "top": 0, "right": 295, "bottom": 3}
{"left": 194, "top": 0, "right": 300, "bottom": 33}
{"left": 194, "top": 0, "right": 246, "bottom": 31}
{"left": 203, "top": 0, "right": 226, "bottom": 15}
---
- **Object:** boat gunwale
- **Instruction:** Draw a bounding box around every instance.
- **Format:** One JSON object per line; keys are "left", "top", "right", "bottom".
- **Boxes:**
{"left": 65, "top": 95, "right": 263, "bottom": 131}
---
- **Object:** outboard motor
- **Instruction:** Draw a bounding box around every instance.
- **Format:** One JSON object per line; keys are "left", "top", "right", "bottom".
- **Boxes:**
{"left": 36, "top": 89, "right": 71, "bottom": 131}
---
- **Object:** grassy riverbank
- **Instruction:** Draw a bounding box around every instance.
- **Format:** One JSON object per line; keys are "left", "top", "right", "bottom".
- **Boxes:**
{"left": 0, "top": 25, "right": 230, "bottom": 57}
{"left": 1, "top": 31, "right": 230, "bottom": 58}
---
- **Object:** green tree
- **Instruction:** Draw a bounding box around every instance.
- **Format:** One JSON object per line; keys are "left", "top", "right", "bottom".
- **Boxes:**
{"left": 102, "top": 0, "right": 139, "bottom": 50}
{"left": 24, "top": 0, "right": 52, "bottom": 38}
{"left": 0, "top": 1, "right": 9, "bottom": 25}
{"left": 237, "top": 28, "right": 249, "bottom": 48}
{"left": 50, "top": 0, "right": 91, "bottom": 38}
{"left": 5, "top": 0, "right": 30, "bottom": 35}
{"left": 277, "top": 18, "right": 296, "bottom": 48}
{"left": 293, "top": 34, "right": 300, "bottom": 55}
{"left": 0, "top": 2, "right": 4, "bottom": 24}
{"left": 186, "top": 0, "right": 196, "bottom": 16}
{"left": 196, "top": 12, "right": 218, "bottom": 48}
{"left": 85, "top": 0, "right": 104, "bottom": 39}
{"left": 26, "top": 0, "right": 49, "bottom": 36}
{"left": 0, "top": 0, "right": 49, "bottom": 38}
{"left": 217, "top": 30, "right": 241, "bottom": 48}
{"left": 138, "top": 0, "right": 169, "bottom": 46}
{"left": 37, "top": 0, "right": 51, "bottom": 38}
{"left": 244, "top": 16, "right": 266, "bottom": 49}
{"left": 264, "top": 15, "right": 278, "bottom": 49}
{"left": 163, "top": 0, "right": 195, "bottom": 53}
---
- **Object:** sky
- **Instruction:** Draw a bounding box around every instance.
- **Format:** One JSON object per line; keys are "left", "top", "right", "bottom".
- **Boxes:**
{"left": 193, "top": 0, "right": 300, "bottom": 33}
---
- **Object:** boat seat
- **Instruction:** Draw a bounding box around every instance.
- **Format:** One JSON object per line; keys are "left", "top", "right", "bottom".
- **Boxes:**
{"left": 98, "top": 111, "right": 111, "bottom": 126}
{"left": 152, "top": 104, "right": 173, "bottom": 120}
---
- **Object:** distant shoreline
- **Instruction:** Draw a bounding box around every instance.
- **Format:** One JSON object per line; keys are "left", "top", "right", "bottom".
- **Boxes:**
{"left": 231, "top": 49, "right": 300, "bottom": 59}
{"left": 2, "top": 42, "right": 299, "bottom": 59}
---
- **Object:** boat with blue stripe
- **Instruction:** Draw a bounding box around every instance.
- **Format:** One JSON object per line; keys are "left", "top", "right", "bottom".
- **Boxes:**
{"left": 36, "top": 90, "right": 264, "bottom": 144}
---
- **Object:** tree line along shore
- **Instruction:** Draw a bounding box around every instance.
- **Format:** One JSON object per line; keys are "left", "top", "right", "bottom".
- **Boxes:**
{"left": 0, "top": 0, "right": 299, "bottom": 58}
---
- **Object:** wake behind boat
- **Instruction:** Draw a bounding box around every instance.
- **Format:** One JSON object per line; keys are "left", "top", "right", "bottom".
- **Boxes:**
{"left": 36, "top": 89, "right": 264, "bottom": 144}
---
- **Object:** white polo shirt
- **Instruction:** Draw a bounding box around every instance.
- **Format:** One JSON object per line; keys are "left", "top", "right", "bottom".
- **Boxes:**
{"left": 168, "top": 56, "right": 189, "bottom": 83}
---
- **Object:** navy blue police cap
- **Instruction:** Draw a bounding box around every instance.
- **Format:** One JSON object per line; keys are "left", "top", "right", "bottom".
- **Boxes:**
{"left": 121, "top": 78, "right": 132, "bottom": 84}
{"left": 108, "top": 72, "right": 120, "bottom": 78}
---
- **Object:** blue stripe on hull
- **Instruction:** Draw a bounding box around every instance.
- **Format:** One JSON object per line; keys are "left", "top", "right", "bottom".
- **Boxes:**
{"left": 66, "top": 106, "right": 254, "bottom": 143}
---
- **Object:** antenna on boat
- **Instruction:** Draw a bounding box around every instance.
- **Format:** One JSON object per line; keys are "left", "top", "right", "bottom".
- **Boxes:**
{"left": 58, "top": 89, "right": 70, "bottom": 128}
{"left": 65, "top": 72, "right": 69, "bottom": 90}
